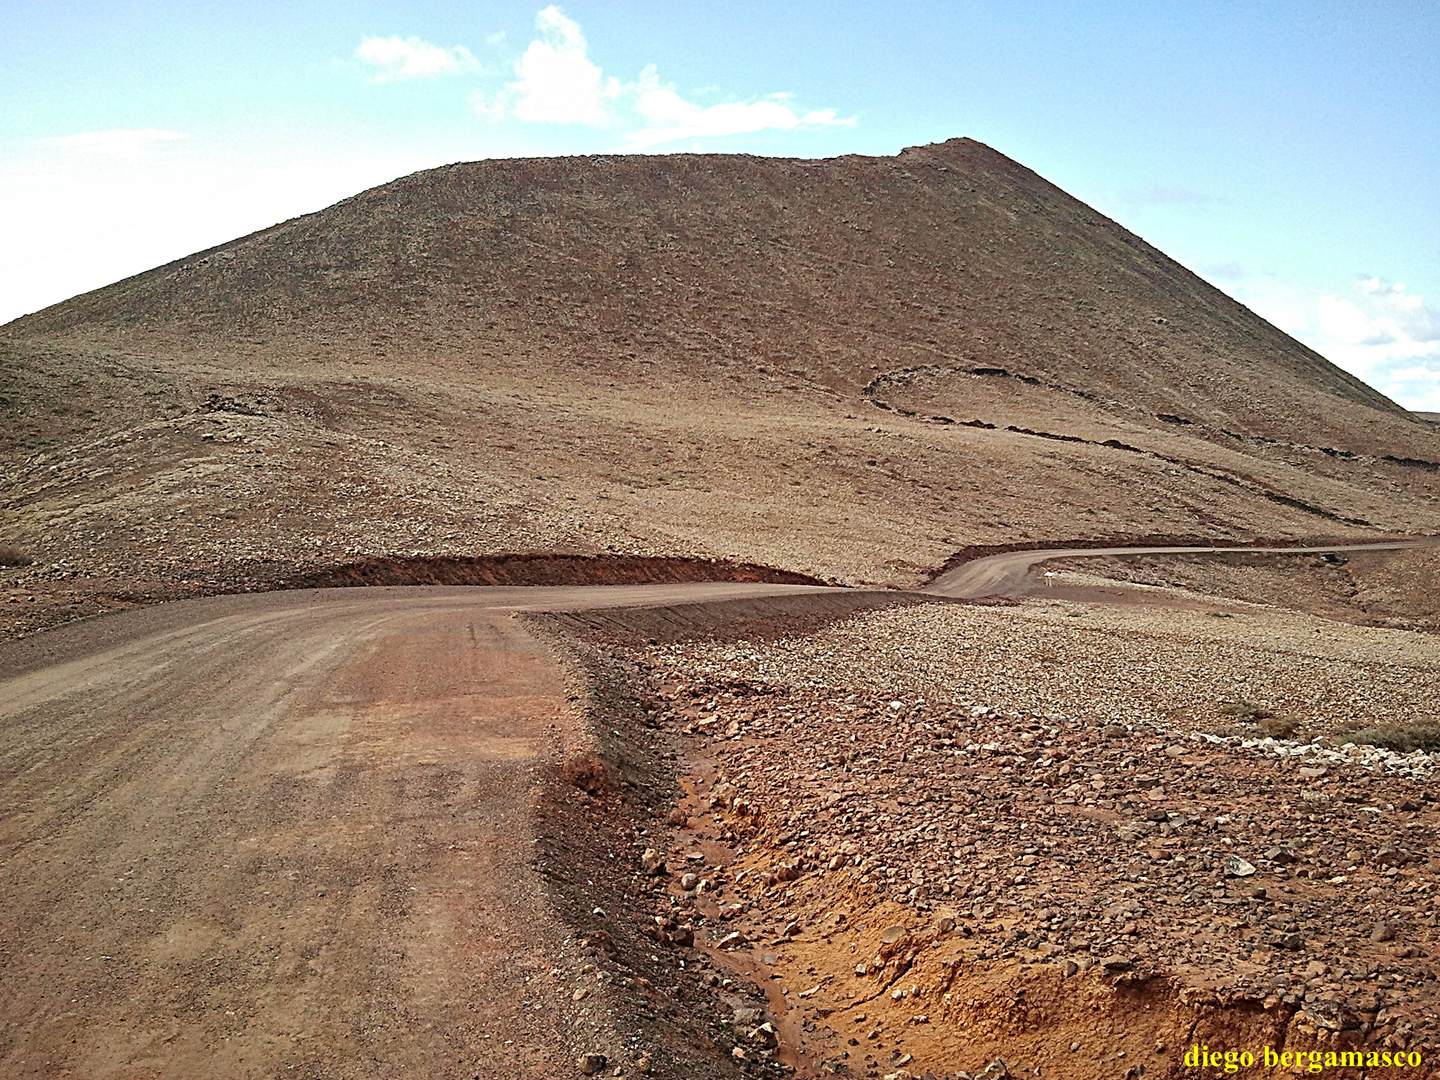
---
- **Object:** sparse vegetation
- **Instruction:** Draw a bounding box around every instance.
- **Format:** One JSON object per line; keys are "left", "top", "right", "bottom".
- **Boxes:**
{"left": 1338, "top": 720, "right": 1440, "bottom": 753}
{"left": 1257, "top": 713, "right": 1303, "bottom": 738}
{"left": 0, "top": 544, "right": 33, "bottom": 567}
{"left": 1214, "top": 701, "right": 1305, "bottom": 739}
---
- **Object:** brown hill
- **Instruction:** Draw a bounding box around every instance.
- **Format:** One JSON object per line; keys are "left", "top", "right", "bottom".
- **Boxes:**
{"left": 2, "top": 138, "right": 1438, "bottom": 633}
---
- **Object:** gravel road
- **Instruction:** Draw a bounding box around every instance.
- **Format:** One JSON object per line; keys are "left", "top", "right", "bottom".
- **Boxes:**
{"left": 0, "top": 583, "right": 829, "bottom": 1079}
{"left": 927, "top": 540, "right": 1435, "bottom": 599}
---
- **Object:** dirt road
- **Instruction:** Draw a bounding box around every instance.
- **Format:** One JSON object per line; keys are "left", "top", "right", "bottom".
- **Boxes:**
{"left": 924, "top": 539, "right": 1436, "bottom": 599}
{"left": 0, "top": 582, "right": 830, "bottom": 1079}
{"left": 1, "top": 544, "right": 1434, "bottom": 1077}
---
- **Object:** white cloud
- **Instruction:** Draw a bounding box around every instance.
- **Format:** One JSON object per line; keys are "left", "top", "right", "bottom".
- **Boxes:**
{"left": 471, "top": 6, "right": 851, "bottom": 144}
{"left": 473, "top": 6, "right": 618, "bottom": 124}
{"left": 1356, "top": 276, "right": 1440, "bottom": 342}
{"left": 49, "top": 128, "right": 187, "bottom": 153}
{"left": 626, "top": 67, "right": 853, "bottom": 149}
{"left": 355, "top": 35, "right": 480, "bottom": 81}
{"left": 1317, "top": 294, "right": 1394, "bottom": 346}
{"left": 1229, "top": 272, "right": 1440, "bottom": 412}
{"left": 1313, "top": 277, "right": 1440, "bottom": 353}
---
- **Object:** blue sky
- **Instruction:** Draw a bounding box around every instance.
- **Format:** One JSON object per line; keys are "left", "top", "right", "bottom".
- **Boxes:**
{"left": 3, "top": 1, "right": 1437, "bottom": 409}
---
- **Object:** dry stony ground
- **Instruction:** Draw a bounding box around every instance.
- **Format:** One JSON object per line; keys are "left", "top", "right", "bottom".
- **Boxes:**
{"left": 1043, "top": 549, "right": 1440, "bottom": 632}
{"left": 4, "top": 349, "right": 1437, "bottom": 650}
{"left": 571, "top": 597, "right": 1440, "bottom": 1079}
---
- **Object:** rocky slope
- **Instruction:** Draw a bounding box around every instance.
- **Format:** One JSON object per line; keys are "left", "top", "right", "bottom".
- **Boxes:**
{"left": 3, "top": 139, "right": 1439, "bottom": 637}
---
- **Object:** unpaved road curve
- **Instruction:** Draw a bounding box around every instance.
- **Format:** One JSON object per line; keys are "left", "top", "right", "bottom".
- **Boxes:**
{"left": 0, "top": 582, "right": 834, "bottom": 1080}
{"left": 924, "top": 539, "right": 1437, "bottom": 599}
{"left": 2, "top": 542, "right": 1435, "bottom": 1078}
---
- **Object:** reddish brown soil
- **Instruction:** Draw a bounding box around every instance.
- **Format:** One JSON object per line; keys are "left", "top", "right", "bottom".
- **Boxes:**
{"left": 0, "top": 554, "right": 827, "bottom": 643}
{"left": 284, "top": 553, "right": 829, "bottom": 589}
{"left": 5, "top": 565, "right": 1440, "bottom": 1078}
{"left": 0, "top": 591, "right": 589, "bottom": 1079}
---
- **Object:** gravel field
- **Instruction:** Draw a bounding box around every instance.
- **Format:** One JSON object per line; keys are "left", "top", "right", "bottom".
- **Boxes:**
{"left": 1046, "top": 550, "right": 1440, "bottom": 631}
{"left": 619, "top": 598, "right": 1440, "bottom": 1078}
{"left": 663, "top": 598, "right": 1440, "bottom": 737}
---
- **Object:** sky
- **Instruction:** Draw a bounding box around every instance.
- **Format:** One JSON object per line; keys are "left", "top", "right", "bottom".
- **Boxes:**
{"left": 2, "top": 1, "right": 1437, "bottom": 409}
